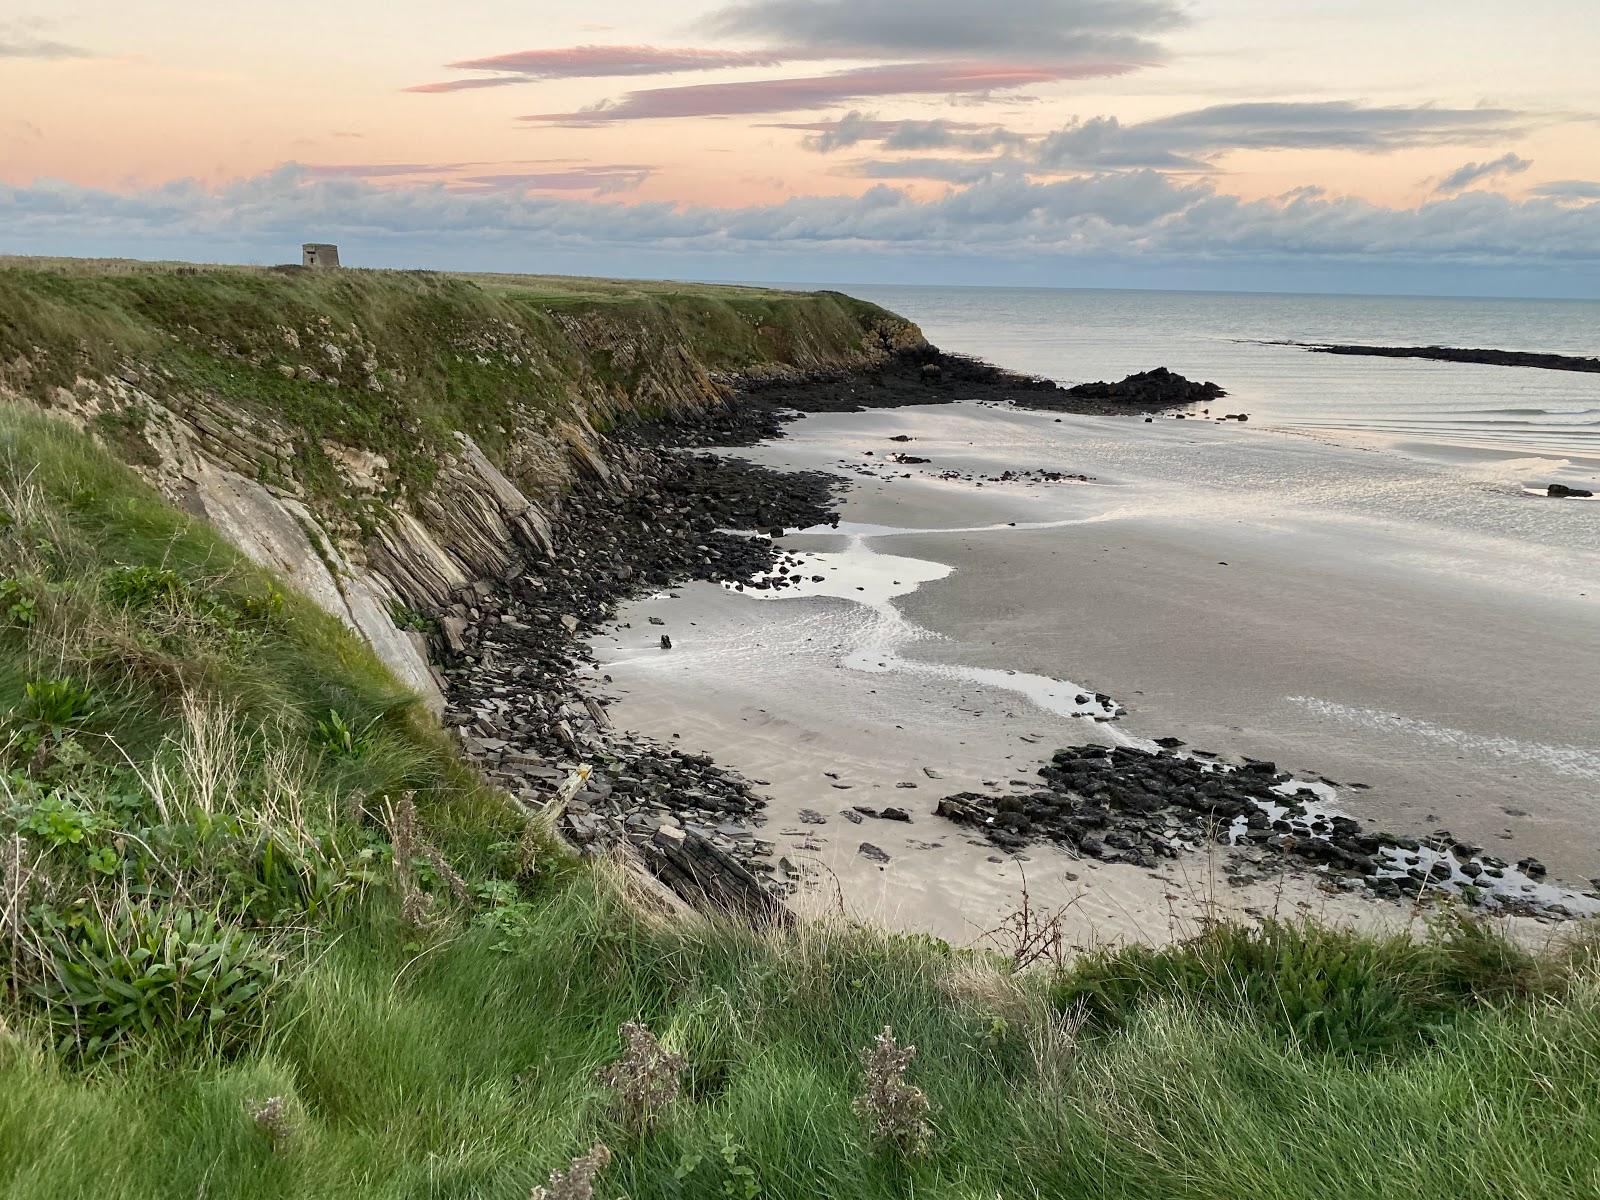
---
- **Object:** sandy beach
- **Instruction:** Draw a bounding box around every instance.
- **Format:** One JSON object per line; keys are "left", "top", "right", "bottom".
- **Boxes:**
{"left": 586, "top": 402, "right": 1600, "bottom": 945}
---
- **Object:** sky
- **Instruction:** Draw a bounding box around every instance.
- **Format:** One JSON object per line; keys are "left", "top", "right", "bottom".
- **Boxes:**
{"left": 4, "top": 1, "right": 1600, "bottom": 296}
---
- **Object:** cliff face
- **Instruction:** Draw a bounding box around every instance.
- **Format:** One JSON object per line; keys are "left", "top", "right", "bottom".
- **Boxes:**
{"left": 0, "top": 260, "right": 923, "bottom": 707}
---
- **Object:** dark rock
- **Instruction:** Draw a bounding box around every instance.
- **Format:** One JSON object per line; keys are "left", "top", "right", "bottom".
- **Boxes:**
{"left": 858, "top": 842, "right": 891, "bottom": 864}
{"left": 1296, "top": 342, "right": 1600, "bottom": 374}
{"left": 930, "top": 741, "right": 1576, "bottom": 916}
{"left": 1548, "top": 483, "right": 1595, "bottom": 498}
{"left": 1056, "top": 367, "right": 1226, "bottom": 412}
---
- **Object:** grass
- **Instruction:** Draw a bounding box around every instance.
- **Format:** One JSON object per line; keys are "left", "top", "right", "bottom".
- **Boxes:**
{"left": 1, "top": 275, "right": 1598, "bottom": 1196}
{"left": 0, "top": 258, "right": 905, "bottom": 529}
{"left": 1, "top": 879, "right": 1598, "bottom": 1199}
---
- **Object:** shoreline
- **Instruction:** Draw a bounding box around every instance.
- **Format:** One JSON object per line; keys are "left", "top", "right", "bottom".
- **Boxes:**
{"left": 435, "top": 346, "right": 1597, "bottom": 942}
{"left": 592, "top": 387, "right": 1600, "bottom": 940}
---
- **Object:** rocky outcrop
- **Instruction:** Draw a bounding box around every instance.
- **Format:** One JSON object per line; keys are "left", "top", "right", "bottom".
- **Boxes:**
{"left": 1062, "top": 367, "right": 1226, "bottom": 408}
{"left": 1300, "top": 343, "right": 1600, "bottom": 374}
{"left": 937, "top": 744, "right": 1600, "bottom": 916}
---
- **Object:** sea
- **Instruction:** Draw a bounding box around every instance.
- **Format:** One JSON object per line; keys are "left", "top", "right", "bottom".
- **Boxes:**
{"left": 829, "top": 285, "right": 1600, "bottom": 480}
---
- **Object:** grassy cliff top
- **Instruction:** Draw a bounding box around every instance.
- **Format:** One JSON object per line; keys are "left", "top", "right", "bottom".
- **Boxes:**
{"left": 0, "top": 255, "right": 823, "bottom": 303}
{"left": 0, "top": 257, "right": 913, "bottom": 525}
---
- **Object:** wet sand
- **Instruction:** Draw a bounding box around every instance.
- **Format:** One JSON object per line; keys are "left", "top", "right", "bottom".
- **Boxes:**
{"left": 587, "top": 403, "right": 1599, "bottom": 945}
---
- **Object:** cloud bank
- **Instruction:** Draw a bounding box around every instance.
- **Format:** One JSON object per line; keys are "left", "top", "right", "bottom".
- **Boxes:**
{"left": 1036, "top": 103, "right": 1531, "bottom": 170}
{"left": 6, "top": 166, "right": 1598, "bottom": 288}
{"left": 1534, "top": 180, "right": 1600, "bottom": 202}
{"left": 773, "top": 103, "right": 1542, "bottom": 180}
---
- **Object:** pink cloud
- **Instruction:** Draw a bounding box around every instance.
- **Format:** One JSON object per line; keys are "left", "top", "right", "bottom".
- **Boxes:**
{"left": 406, "top": 44, "right": 793, "bottom": 93}
{"left": 457, "top": 166, "right": 654, "bottom": 193}
{"left": 406, "top": 77, "right": 530, "bottom": 94}
{"left": 523, "top": 61, "right": 1133, "bottom": 123}
{"left": 283, "top": 160, "right": 655, "bottom": 194}
{"left": 299, "top": 162, "right": 477, "bottom": 178}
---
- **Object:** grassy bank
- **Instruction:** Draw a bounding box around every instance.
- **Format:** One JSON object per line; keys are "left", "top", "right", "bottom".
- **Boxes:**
{"left": 2, "top": 289, "right": 1598, "bottom": 1197}
{"left": 5, "top": 876, "right": 1599, "bottom": 1200}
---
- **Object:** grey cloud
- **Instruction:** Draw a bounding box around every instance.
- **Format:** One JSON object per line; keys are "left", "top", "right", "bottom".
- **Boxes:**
{"left": 0, "top": 36, "right": 88, "bottom": 59}
{"left": 1434, "top": 152, "right": 1532, "bottom": 194}
{"left": 703, "top": 0, "right": 1182, "bottom": 61}
{"left": 883, "top": 120, "right": 1030, "bottom": 153}
{"left": 812, "top": 110, "right": 882, "bottom": 152}
{"left": 294, "top": 161, "right": 653, "bottom": 193}
{"left": 771, "top": 111, "right": 1030, "bottom": 153}
{"left": 1036, "top": 103, "right": 1532, "bottom": 170}
{"left": 0, "top": 17, "right": 89, "bottom": 59}
{"left": 786, "top": 102, "right": 1534, "bottom": 182}
{"left": 851, "top": 157, "right": 1026, "bottom": 183}
{"left": 1037, "top": 116, "right": 1212, "bottom": 170}
{"left": 1534, "top": 180, "right": 1600, "bottom": 202}
{"left": 523, "top": 62, "right": 1123, "bottom": 123}
{"left": 406, "top": 46, "right": 793, "bottom": 93}
{"left": 456, "top": 166, "right": 655, "bottom": 194}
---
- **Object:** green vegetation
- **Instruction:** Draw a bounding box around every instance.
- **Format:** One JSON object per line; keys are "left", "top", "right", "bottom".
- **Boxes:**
{"left": 0, "top": 257, "right": 905, "bottom": 529}
{"left": 1, "top": 271, "right": 1598, "bottom": 1197}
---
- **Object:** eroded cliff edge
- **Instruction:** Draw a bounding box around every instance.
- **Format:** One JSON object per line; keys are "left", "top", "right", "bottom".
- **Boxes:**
{"left": 0, "top": 260, "right": 925, "bottom": 711}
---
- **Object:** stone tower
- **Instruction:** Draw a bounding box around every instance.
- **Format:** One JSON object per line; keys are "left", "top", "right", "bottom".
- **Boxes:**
{"left": 302, "top": 243, "right": 341, "bottom": 269}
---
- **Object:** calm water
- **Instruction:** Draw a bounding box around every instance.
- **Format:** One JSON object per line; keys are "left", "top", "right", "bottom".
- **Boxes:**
{"left": 835, "top": 285, "right": 1600, "bottom": 479}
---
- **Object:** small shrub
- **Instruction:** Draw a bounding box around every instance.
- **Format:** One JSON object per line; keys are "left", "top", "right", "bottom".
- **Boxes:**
{"left": 595, "top": 1021, "right": 685, "bottom": 1137}
{"left": 15, "top": 792, "right": 104, "bottom": 848}
{"left": 853, "top": 1025, "right": 933, "bottom": 1155}
{"left": 530, "top": 1143, "right": 611, "bottom": 1200}
{"left": 236, "top": 585, "right": 286, "bottom": 625}
{"left": 388, "top": 602, "right": 436, "bottom": 635}
{"left": 313, "top": 710, "right": 358, "bottom": 757}
{"left": 239, "top": 829, "right": 382, "bottom": 924}
{"left": 0, "top": 577, "right": 37, "bottom": 628}
{"left": 674, "top": 1132, "right": 760, "bottom": 1199}
{"left": 29, "top": 902, "right": 279, "bottom": 1060}
{"left": 21, "top": 677, "right": 95, "bottom": 730}
{"left": 470, "top": 881, "right": 539, "bottom": 953}
{"left": 84, "top": 845, "right": 120, "bottom": 876}
{"left": 102, "top": 564, "right": 185, "bottom": 610}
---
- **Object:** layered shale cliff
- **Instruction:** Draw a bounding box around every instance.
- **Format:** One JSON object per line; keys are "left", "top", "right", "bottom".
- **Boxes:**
{"left": 0, "top": 260, "right": 924, "bottom": 713}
